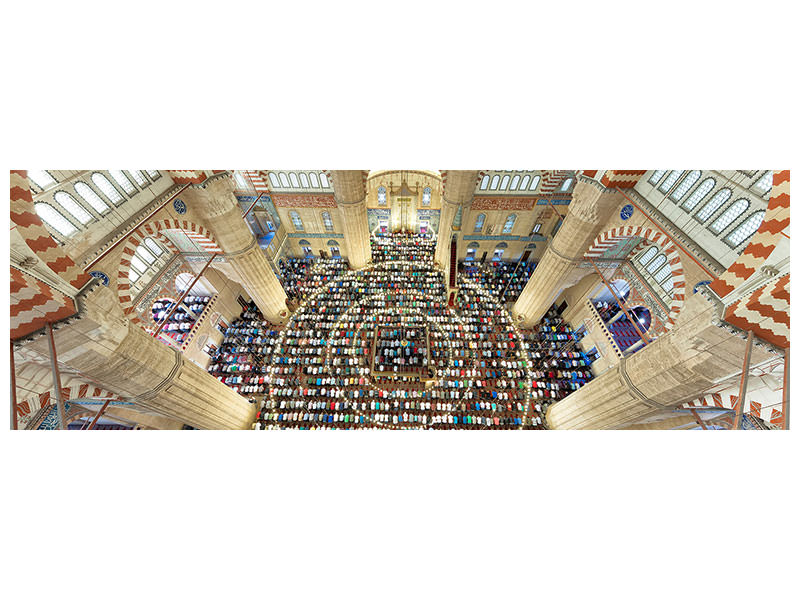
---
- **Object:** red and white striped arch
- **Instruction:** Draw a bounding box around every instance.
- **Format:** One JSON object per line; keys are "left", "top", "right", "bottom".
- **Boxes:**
{"left": 116, "top": 219, "right": 221, "bottom": 324}
{"left": 585, "top": 225, "right": 686, "bottom": 328}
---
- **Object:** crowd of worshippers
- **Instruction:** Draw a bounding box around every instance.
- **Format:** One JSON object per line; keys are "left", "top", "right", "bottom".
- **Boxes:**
{"left": 459, "top": 259, "right": 537, "bottom": 303}
{"left": 519, "top": 306, "right": 594, "bottom": 401}
{"left": 203, "top": 233, "right": 596, "bottom": 429}
{"left": 206, "top": 302, "right": 279, "bottom": 395}
{"left": 277, "top": 258, "right": 312, "bottom": 302}
{"left": 373, "top": 326, "right": 429, "bottom": 374}
{"left": 278, "top": 257, "right": 350, "bottom": 304}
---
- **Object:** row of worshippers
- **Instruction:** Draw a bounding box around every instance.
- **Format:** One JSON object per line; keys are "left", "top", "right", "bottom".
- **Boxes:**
{"left": 371, "top": 232, "right": 436, "bottom": 263}
{"left": 459, "top": 259, "right": 537, "bottom": 302}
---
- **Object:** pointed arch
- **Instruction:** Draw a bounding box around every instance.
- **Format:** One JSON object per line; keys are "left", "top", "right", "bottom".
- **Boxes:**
{"left": 585, "top": 225, "right": 686, "bottom": 328}
{"left": 115, "top": 219, "right": 220, "bottom": 324}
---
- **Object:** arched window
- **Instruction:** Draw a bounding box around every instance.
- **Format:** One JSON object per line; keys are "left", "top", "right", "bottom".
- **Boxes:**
{"left": 233, "top": 171, "right": 249, "bottom": 189}
{"left": 500, "top": 175, "right": 510, "bottom": 190}
{"left": 490, "top": 175, "right": 500, "bottom": 190}
{"left": 377, "top": 186, "right": 387, "bottom": 205}
{"left": 474, "top": 213, "right": 486, "bottom": 232}
{"left": 638, "top": 246, "right": 658, "bottom": 266}
{"left": 27, "top": 170, "right": 57, "bottom": 190}
{"left": 74, "top": 182, "right": 110, "bottom": 214}
{"left": 654, "top": 263, "right": 672, "bottom": 283}
{"left": 670, "top": 170, "right": 701, "bottom": 201}
{"left": 269, "top": 172, "right": 280, "bottom": 187}
{"left": 289, "top": 210, "right": 304, "bottom": 231}
{"left": 309, "top": 172, "right": 320, "bottom": 188}
{"left": 127, "top": 170, "right": 147, "bottom": 186}
{"left": 34, "top": 203, "right": 77, "bottom": 236}
{"left": 289, "top": 173, "right": 300, "bottom": 187}
{"left": 109, "top": 170, "right": 136, "bottom": 194}
{"left": 130, "top": 254, "right": 148, "bottom": 275}
{"left": 709, "top": 199, "right": 749, "bottom": 233}
{"left": 53, "top": 191, "right": 92, "bottom": 224}
{"left": 279, "top": 172, "right": 290, "bottom": 187}
{"left": 422, "top": 187, "right": 431, "bottom": 206}
{"left": 300, "top": 173, "right": 310, "bottom": 187}
{"left": 480, "top": 175, "right": 490, "bottom": 190}
{"left": 136, "top": 243, "right": 157, "bottom": 264}
{"left": 91, "top": 173, "right": 123, "bottom": 204}
{"left": 319, "top": 173, "right": 329, "bottom": 187}
{"left": 658, "top": 170, "right": 685, "bottom": 193}
{"left": 662, "top": 277, "right": 674, "bottom": 293}
{"left": 725, "top": 211, "right": 765, "bottom": 247}
{"left": 696, "top": 189, "right": 732, "bottom": 223}
{"left": 502, "top": 213, "right": 517, "bottom": 233}
{"left": 145, "top": 170, "right": 160, "bottom": 179}
{"left": 529, "top": 175, "right": 541, "bottom": 190}
{"left": 560, "top": 178, "right": 574, "bottom": 192}
{"left": 520, "top": 175, "right": 530, "bottom": 190}
{"left": 648, "top": 170, "right": 667, "bottom": 185}
{"left": 145, "top": 238, "right": 164, "bottom": 256}
{"left": 646, "top": 254, "right": 667, "bottom": 274}
{"left": 753, "top": 171, "right": 773, "bottom": 194}
{"left": 321, "top": 211, "right": 334, "bottom": 232}
{"left": 510, "top": 175, "right": 520, "bottom": 190}
{"left": 681, "top": 178, "right": 715, "bottom": 211}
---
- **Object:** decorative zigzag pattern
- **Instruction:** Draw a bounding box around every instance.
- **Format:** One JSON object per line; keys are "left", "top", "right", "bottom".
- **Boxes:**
{"left": 600, "top": 170, "right": 648, "bottom": 189}
{"left": 539, "top": 170, "right": 571, "bottom": 193}
{"left": 116, "top": 219, "right": 221, "bottom": 324}
{"left": 167, "top": 170, "right": 208, "bottom": 185}
{"left": 585, "top": 226, "right": 686, "bottom": 328}
{"left": 710, "top": 171, "right": 789, "bottom": 299}
{"left": 10, "top": 267, "right": 78, "bottom": 340}
{"left": 723, "top": 274, "right": 790, "bottom": 349}
{"left": 10, "top": 170, "right": 91, "bottom": 290}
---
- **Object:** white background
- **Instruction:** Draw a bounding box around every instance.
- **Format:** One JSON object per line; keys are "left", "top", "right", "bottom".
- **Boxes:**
{"left": 2, "top": 2, "right": 798, "bottom": 599}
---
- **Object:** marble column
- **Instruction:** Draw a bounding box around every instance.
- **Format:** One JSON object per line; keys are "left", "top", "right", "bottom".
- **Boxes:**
{"left": 329, "top": 170, "right": 371, "bottom": 269}
{"left": 546, "top": 291, "right": 775, "bottom": 429}
{"left": 195, "top": 176, "right": 288, "bottom": 323}
{"left": 435, "top": 171, "right": 478, "bottom": 270}
{"left": 512, "top": 177, "right": 619, "bottom": 327}
{"left": 20, "top": 283, "right": 256, "bottom": 430}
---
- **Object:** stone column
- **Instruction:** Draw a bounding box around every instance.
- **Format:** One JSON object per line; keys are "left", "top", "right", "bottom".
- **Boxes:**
{"left": 21, "top": 283, "right": 256, "bottom": 430}
{"left": 195, "top": 176, "right": 288, "bottom": 323}
{"left": 435, "top": 171, "right": 478, "bottom": 269}
{"left": 329, "top": 170, "right": 371, "bottom": 269}
{"left": 512, "top": 177, "right": 619, "bottom": 327}
{"left": 546, "top": 291, "right": 775, "bottom": 429}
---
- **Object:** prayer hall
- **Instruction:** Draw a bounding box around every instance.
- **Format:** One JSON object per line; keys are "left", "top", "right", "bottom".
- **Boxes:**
{"left": 9, "top": 169, "right": 790, "bottom": 431}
